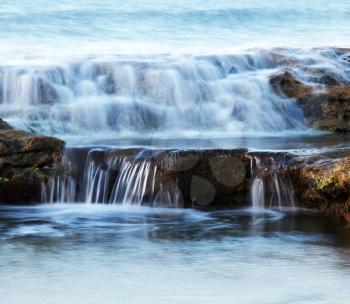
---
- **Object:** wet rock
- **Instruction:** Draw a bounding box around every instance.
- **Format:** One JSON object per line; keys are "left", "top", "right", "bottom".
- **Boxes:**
{"left": 59, "top": 148, "right": 251, "bottom": 209}
{"left": 270, "top": 71, "right": 350, "bottom": 131}
{"left": 0, "top": 118, "right": 12, "bottom": 130}
{"left": 294, "top": 155, "right": 350, "bottom": 221}
{"left": 0, "top": 118, "right": 64, "bottom": 204}
{"left": 40, "top": 145, "right": 350, "bottom": 222}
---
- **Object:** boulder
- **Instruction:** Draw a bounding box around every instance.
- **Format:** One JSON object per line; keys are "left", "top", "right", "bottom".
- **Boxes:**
{"left": 270, "top": 71, "right": 350, "bottom": 131}
{"left": 292, "top": 154, "right": 350, "bottom": 221}
{"left": 0, "top": 118, "right": 12, "bottom": 130}
{"left": 42, "top": 145, "right": 350, "bottom": 221}
{"left": 0, "top": 119, "right": 64, "bottom": 204}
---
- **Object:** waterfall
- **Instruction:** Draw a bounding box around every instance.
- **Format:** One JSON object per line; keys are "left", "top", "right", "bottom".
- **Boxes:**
{"left": 108, "top": 159, "right": 157, "bottom": 205}
{"left": 41, "top": 149, "right": 182, "bottom": 207}
{"left": 251, "top": 177, "right": 265, "bottom": 209}
{"left": 41, "top": 177, "right": 76, "bottom": 204}
{"left": 249, "top": 156, "right": 296, "bottom": 210}
{"left": 0, "top": 52, "right": 311, "bottom": 141}
{"left": 41, "top": 148, "right": 297, "bottom": 209}
{"left": 2, "top": 48, "right": 349, "bottom": 142}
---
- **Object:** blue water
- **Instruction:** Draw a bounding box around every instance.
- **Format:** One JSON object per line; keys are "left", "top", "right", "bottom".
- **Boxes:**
{"left": 0, "top": 205, "right": 349, "bottom": 304}
{"left": 1, "top": 0, "right": 350, "bottom": 60}
{"left": 1, "top": 1, "right": 350, "bottom": 140}
{"left": 1, "top": 3, "right": 350, "bottom": 303}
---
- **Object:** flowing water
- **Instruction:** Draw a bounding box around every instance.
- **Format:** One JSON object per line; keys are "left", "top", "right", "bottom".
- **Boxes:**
{"left": 1, "top": 1, "right": 350, "bottom": 142}
{"left": 250, "top": 156, "right": 295, "bottom": 210}
{"left": 2, "top": 1, "right": 350, "bottom": 302}
{"left": 0, "top": 205, "right": 349, "bottom": 304}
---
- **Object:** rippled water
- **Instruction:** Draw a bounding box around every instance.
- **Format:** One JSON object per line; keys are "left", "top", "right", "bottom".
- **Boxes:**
{"left": 0, "top": 205, "right": 349, "bottom": 304}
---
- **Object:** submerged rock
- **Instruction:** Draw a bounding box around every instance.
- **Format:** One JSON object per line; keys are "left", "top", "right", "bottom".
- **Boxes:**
{"left": 37, "top": 77, "right": 59, "bottom": 104}
{"left": 0, "top": 119, "right": 64, "bottom": 204}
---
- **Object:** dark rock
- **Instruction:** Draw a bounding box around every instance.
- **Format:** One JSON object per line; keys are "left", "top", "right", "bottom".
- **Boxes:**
{"left": 270, "top": 71, "right": 350, "bottom": 131}
{"left": 0, "top": 118, "right": 64, "bottom": 204}
{"left": 0, "top": 118, "right": 12, "bottom": 130}
{"left": 293, "top": 154, "right": 350, "bottom": 222}
{"left": 43, "top": 145, "right": 350, "bottom": 221}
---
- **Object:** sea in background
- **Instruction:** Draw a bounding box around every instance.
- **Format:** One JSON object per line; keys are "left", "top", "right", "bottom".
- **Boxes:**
{"left": 1, "top": 1, "right": 350, "bottom": 142}
{"left": 1, "top": 0, "right": 350, "bottom": 60}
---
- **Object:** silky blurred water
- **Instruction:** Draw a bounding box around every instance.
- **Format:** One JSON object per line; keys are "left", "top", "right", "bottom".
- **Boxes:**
{"left": 1, "top": 3, "right": 350, "bottom": 303}
{"left": 1, "top": 1, "right": 350, "bottom": 139}
{"left": 0, "top": 205, "right": 349, "bottom": 304}
{"left": 1, "top": 0, "right": 350, "bottom": 60}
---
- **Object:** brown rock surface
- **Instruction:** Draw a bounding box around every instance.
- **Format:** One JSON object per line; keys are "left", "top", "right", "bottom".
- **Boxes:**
{"left": 0, "top": 119, "right": 64, "bottom": 204}
{"left": 270, "top": 71, "right": 350, "bottom": 131}
{"left": 294, "top": 154, "right": 350, "bottom": 221}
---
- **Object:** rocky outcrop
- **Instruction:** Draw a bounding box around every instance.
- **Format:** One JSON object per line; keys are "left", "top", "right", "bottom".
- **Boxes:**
{"left": 270, "top": 71, "right": 350, "bottom": 131}
{"left": 56, "top": 147, "right": 252, "bottom": 209}
{"left": 0, "top": 119, "right": 64, "bottom": 204}
{"left": 50, "top": 146, "right": 350, "bottom": 221}
{"left": 0, "top": 120, "right": 347, "bottom": 222}
{"left": 293, "top": 151, "right": 350, "bottom": 221}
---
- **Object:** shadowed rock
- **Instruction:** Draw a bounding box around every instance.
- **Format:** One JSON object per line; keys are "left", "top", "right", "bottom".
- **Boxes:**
{"left": 0, "top": 119, "right": 64, "bottom": 203}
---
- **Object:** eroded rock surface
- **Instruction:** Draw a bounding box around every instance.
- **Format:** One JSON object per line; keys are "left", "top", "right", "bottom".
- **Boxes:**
{"left": 270, "top": 70, "right": 350, "bottom": 131}
{"left": 48, "top": 146, "right": 350, "bottom": 221}
{"left": 293, "top": 151, "right": 350, "bottom": 221}
{"left": 0, "top": 120, "right": 64, "bottom": 203}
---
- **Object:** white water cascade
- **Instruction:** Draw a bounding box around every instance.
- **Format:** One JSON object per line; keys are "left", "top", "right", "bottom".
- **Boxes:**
{"left": 250, "top": 156, "right": 296, "bottom": 210}
{"left": 41, "top": 150, "right": 183, "bottom": 207}
{"left": 40, "top": 176, "right": 76, "bottom": 204}
{"left": 0, "top": 51, "right": 319, "bottom": 142}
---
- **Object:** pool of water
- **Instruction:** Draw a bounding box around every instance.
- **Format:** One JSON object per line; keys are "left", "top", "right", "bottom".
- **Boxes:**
{"left": 0, "top": 205, "right": 349, "bottom": 304}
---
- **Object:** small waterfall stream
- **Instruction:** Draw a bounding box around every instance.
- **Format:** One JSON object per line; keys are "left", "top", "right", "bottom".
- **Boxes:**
{"left": 249, "top": 156, "right": 296, "bottom": 210}
{"left": 42, "top": 148, "right": 297, "bottom": 210}
{"left": 41, "top": 149, "right": 182, "bottom": 207}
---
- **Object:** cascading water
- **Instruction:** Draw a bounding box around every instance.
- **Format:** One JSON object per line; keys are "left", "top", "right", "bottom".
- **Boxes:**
{"left": 41, "top": 148, "right": 297, "bottom": 209}
{"left": 41, "top": 149, "right": 183, "bottom": 207}
{"left": 1, "top": 47, "right": 349, "bottom": 143}
{"left": 40, "top": 176, "right": 76, "bottom": 204}
{"left": 249, "top": 156, "right": 296, "bottom": 210}
{"left": 0, "top": 51, "right": 321, "bottom": 141}
{"left": 251, "top": 177, "right": 265, "bottom": 209}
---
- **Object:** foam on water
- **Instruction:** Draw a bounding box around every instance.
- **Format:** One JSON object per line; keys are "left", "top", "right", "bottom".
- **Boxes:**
{"left": 1, "top": 48, "right": 350, "bottom": 142}
{"left": 1, "top": 1, "right": 350, "bottom": 140}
